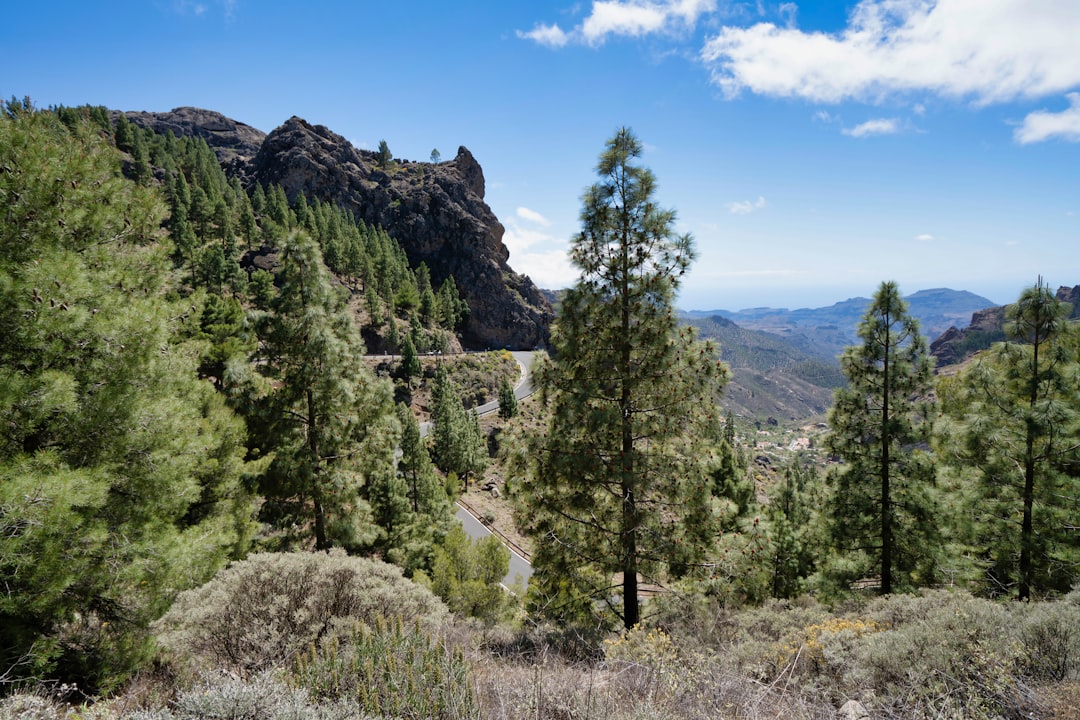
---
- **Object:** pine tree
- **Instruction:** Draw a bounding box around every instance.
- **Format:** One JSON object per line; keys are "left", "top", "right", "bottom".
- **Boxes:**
{"left": 514, "top": 128, "right": 728, "bottom": 629}
{"left": 393, "top": 403, "right": 453, "bottom": 572}
{"left": 0, "top": 104, "right": 255, "bottom": 689}
{"left": 397, "top": 403, "right": 448, "bottom": 518}
{"left": 254, "top": 231, "right": 399, "bottom": 551}
{"left": 399, "top": 332, "right": 421, "bottom": 386}
{"left": 498, "top": 375, "right": 518, "bottom": 419}
{"left": 767, "top": 461, "right": 818, "bottom": 598}
{"left": 938, "top": 279, "right": 1079, "bottom": 599}
{"left": 436, "top": 275, "right": 468, "bottom": 331}
{"left": 823, "top": 281, "right": 939, "bottom": 595}
{"left": 431, "top": 364, "right": 487, "bottom": 485}
{"left": 416, "top": 262, "right": 438, "bottom": 325}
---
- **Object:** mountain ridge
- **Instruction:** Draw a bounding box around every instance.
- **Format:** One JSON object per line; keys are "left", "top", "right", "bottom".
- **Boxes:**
{"left": 684, "top": 287, "right": 998, "bottom": 365}
{"left": 121, "top": 107, "right": 552, "bottom": 350}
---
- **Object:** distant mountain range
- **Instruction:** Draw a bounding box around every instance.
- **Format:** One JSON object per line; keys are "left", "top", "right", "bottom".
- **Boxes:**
{"left": 683, "top": 288, "right": 999, "bottom": 423}
{"left": 686, "top": 288, "right": 998, "bottom": 365}
{"left": 687, "top": 285, "right": 1080, "bottom": 424}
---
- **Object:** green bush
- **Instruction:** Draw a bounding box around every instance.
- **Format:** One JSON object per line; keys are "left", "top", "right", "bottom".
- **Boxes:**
{"left": 853, "top": 593, "right": 1027, "bottom": 718}
{"left": 292, "top": 615, "right": 476, "bottom": 719}
{"left": 153, "top": 551, "right": 449, "bottom": 677}
{"left": 429, "top": 525, "right": 518, "bottom": 625}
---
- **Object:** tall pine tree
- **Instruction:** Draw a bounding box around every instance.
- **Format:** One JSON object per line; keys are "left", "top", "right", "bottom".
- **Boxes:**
{"left": 254, "top": 232, "right": 399, "bottom": 551}
{"left": 514, "top": 128, "right": 728, "bottom": 629}
{"left": 938, "top": 279, "right": 1079, "bottom": 599}
{"left": 823, "top": 281, "right": 939, "bottom": 595}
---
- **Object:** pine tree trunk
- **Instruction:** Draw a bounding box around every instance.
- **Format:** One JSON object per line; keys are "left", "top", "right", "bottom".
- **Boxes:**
{"left": 619, "top": 232, "right": 639, "bottom": 629}
{"left": 308, "top": 388, "right": 328, "bottom": 550}
{"left": 1019, "top": 336, "right": 1040, "bottom": 601}
{"left": 881, "top": 326, "right": 893, "bottom": 595}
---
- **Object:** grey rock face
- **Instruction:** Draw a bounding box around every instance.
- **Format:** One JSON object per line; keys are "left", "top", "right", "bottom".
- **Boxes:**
{"left": 118, "top": 109, "right": 552, "bottom": 349}
{"left": 250, "top": 117, "right": 551, "bottom": 349}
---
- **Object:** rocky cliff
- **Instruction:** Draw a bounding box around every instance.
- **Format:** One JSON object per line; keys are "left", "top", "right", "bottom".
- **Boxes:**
{"left": 930, "top": 285, "right": 1079, "bottom": 366}
{"left": 121, "top": 109, "right": 552, "bottom": 349}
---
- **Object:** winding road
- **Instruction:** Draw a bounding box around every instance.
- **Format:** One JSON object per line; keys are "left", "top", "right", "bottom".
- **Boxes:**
{"left": 419, "top": 350, "right": 538, "bottom": 588}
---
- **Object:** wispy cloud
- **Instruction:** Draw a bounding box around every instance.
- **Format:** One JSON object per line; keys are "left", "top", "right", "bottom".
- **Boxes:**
{"left": 522, "top": 0, "right": 1080, "bottom": 142}
{"left": 842, "top": 118, "right": 900, "bottom": 138}
{"left": 519, "top": 0, "right": 716, "bottom": 48}
{"left": 915, "top": 233, "right": 934, "bottom": 242}
{"left": 727, "top": 196, "right": 766, "bottom": 214}
{"left": 1015, "top": 92, "right": 1080, "bottom": 144}
{"left": 516, "top": 206, "right": 552, "bottom": 226}
{"left": 171, "top": 0, "right": 208, "bottom": 15}
{"left": 517, "top": 23, "right": 570, "bottom": 49}
{"left": 169, "top": 0, "right": 234, "bottom": 19}
{"left": 777, "top": 2, "right": 797, "bottom": 29}
{"left": 701, "top": 0, "right": 1080, "bottom": 105}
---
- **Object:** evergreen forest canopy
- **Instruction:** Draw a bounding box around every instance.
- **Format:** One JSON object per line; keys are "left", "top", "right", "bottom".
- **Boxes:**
{"left": 1, "top": 101, "right": 1078, "bottom": 718}
{"left": 0, "top": 100, "right": 477, "bottom": 691}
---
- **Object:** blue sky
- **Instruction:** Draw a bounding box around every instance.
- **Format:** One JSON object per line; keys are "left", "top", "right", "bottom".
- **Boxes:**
{"left": 5, "top": 1, "right": 1079, "bottom": 311}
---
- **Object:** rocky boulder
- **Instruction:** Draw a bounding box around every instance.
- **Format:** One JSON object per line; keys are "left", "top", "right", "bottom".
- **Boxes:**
{"left": 249, "top": 116, "right": 551, "bottom": 349}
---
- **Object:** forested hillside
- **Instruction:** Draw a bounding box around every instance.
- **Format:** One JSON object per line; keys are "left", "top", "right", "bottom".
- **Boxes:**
{"left": 687, "top": 314, "right": 844, "bottom": 421}
{"left": 0, "top": 100, "right": 503, "bottom": 692}
{"left": 2, "top": 103, "right": 1079, "bottom": 720}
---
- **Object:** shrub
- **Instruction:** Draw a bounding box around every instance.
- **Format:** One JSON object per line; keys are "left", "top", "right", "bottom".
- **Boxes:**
{"left": 1015, "top": 598, "right": 1080, "bottom": 681}
{"left": 602, "top": 624, "right": 681, "bottom": 702}
{"left": 292, "top": 615, "right": 477, "bottom": 719}
{"left": 730, "top": 590, "right": 1066, "bottom": 719}
{"left": 153, "top": 551, "right": 449, "bottom": 677}
{"left": 119, "top": 672, "right": 364, "bottom": 720}
{"left": 848, "top": 592, "right": 1039, "bottom": 719}
{"left": 429, "top": 525, "right": 517, "bottom": 625}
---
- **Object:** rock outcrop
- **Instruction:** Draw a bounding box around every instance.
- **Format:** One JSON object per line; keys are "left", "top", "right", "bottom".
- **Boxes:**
{"left": 119, "top": 109, "right": 552, "bottom": 349}
{"left": 930, "top": 285, "right": 1078, "bottom": 367}
{"left": 248, "top": 116, "right": 551, "bottom": 349}
{"left": 118, "top": 107, "right": 266, "bottom": 176}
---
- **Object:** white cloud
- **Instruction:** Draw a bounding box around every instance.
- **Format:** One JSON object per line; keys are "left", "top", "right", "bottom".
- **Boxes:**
{"left": 513, "top": 250, "right": 577, "bottom": 290}
{"left": 582, "top": 2, "right": 668, "bottom": 43}
{"left": 842, "top": 118, "right": 899, "bottom": 137}
{"left": 516, "top": 22, "right": 570, "bottom": 49}
{"left": 516, "top": 206, "right": 552, "bottom": 226}
{"left": 701, "top": 0, "right": 1080, "bottom": 105}
{"left": 503, "top": 222, "right": 576, "bottom": 289}
{"left": 1015, "top": 92, "right": 1080, "bottom": 144}
{"left": 521, "top": 0, "right": 716, "bottom": 48}
{"left": 503, "top": 224, "right": 551, "bottom": 253}
{"left": 727, "top": 196, "right": 766, "bottom": 214}
{"left": 915, "top": 233, "right": 934, "bottom": 242}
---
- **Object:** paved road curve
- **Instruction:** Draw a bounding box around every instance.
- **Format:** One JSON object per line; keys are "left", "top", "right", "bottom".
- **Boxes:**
{"left": 455, "top": 504, "right": 533, "bottom": 589}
